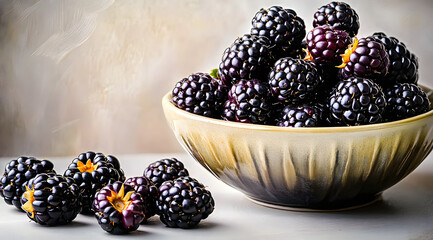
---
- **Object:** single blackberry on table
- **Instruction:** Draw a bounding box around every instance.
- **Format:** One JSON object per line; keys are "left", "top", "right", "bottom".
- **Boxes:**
{"left": 144, "top": 158, "right": 189, "bottom": 187}
{"left": 268, "top": 57, "right": 323, "bottom": 105}
{"left": 21, "top": 173, "right": 81, "bottom": 225}
{"left": 93, "top": 182, "right": 144, "bottom": 234}
{"left": 313, "top": 1, "right": 360, "bottom": 37}
{"left": 172, "top": 73, "right": 228, "bottom": 118}
{"left": 64, "top": 151, "right": 125, "bottom": 214}
{"left": 222, "top": 79, "right": 272, "bottom": 124}
{"left": 218, "top": 34, "right": 272, "bottom": 85}
{"left": 384, "top": 83, "right": 430, "bottom": 121}
{"left": 371, "top": 32, "right": 419, "bottom": 86}
{"left": 251, "top": 6, "right": 306, "bottom": 59}
{"left": 328, "top": 77, "right": 387, "bottom": 126}
{"left": 0, "top": 157, "right": 55, "bottom": 210}
{"left": 124, "top": 176, "right": 158, "bottom": 221}
{"left": 276, "top": 104, "right": 326, "bottom": 127}
{"left": 338, "top": 37, "right": 390, "bottom": 82}
{"left": 156, "top": 176, "right": 215, "bottom": 229}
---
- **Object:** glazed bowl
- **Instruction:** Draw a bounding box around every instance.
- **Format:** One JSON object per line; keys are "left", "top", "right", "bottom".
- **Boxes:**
{"left": 162, "top": 85, "right": 433, "bottom": 211}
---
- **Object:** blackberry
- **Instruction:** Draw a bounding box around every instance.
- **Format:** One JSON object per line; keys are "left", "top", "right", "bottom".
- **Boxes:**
{"left": 306, "top": 25, "right": 352, "bottom": 66}
{"left": 144, "top": 158, "right": 189, "bottom": 187}
{"left": 218, "top": 34, "right": 272, "bottom": 85}
{"left": 0, "top": 157, "right": 55, "bottom": 210}
{"left": 338, "top": 37, "right": 390, "bottom": 82}
{"left": 251, "top": 6, "right": 306, "bottom": 59}
{"left": 156, "top": 176, "right": 215, "bottom": 229}
{"left": 268, "top": 57, "right": 322, "bottom": 105}
{"left": 371, "top": 32, "right": 419, "bottom": 86}
{"left": 222, "top": 79, "right": 272, "bottom": 124}
{"left": 21, "top": 173, "right": 81, "bottom": 225}
{"left": 172, "top": 73, "right": 228, "bottom": 118}
{"left": 384, "top": 83, "right": 430, "bottom": 121}
{"left": 329, "top": 77, "right": 387, "bottom": 126}
{"left": 313, "top": 1, "right": 360, "bottom": 37}
{"left": 124, "top": 176, "right": 158, "bottom": 221}
{"left": 276, "top": 104, "right": 326, "bottom": 127}
{"left": 64, "top": 151, "right": 125, "bottom": 214}
{"left": 93, "top": 182, "right": 144, "bottom": 234}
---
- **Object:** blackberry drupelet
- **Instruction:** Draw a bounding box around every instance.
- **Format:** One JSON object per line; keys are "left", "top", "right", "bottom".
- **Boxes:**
{"left": 276, "top": 104, "right": 326, "bottom": 127}
{"left": 21, "top": 173, "right": 81, "bottom": 225}
{"left": 124, "top": 176, "right": 158, "bottom": 221}
{"left": 338, "top": 37, "right": 390, "bottom": 82}
{"left": 0, "top": 157, "right": 55, "bottom": 210}
{"left": 251, "top": 6, "right": 306, "bottom": 59}
{"left": 156, "top": 176, "right": 215, "bottom": 229}
{"left": 222, "top": 79, "right": 272, "bottom": 124}
{"left": 64, "top": 151, "right": 125, "bottom": 214}
{"left": 268, "top": 57, "right": 322, "bottom": 105}
{"left": 144, "top": 158, "right": 189, "bottom": 187}
{"left": 371, "top": 32, "right": 419, "bottom": 86}
{"left": 172, "top": 73, "right": 228, "bottom": 118}
{"left": 328, "top": 77, "right": 387, "bottom": 126}
{"left": 384, "top": 83, "right": 430, "bottom": 121}
{"left": 306, "top": 25, "right": 352, "bottom": 66}
{"left": 93, "top": 182, "right": 144, "bottom": 234}
{"left": 218, "top": 34, "right": 272, "bottom": 85}
{"left": 313, "top": 1, "right": 360, "bottom": 37}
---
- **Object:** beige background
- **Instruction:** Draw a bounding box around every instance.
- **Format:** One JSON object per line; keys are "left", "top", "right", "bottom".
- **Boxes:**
{"left": 0, "top": 0, "right": 432, "bottom": 157}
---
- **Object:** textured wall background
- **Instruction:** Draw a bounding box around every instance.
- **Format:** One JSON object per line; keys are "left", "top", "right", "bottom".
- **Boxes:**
{"left": 0, "top": 0, "right": 432, "bottom": 157}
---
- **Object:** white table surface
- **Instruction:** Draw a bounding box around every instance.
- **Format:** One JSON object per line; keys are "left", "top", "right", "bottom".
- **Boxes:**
{"left": 1, "top": 153, "right": 433, "bottom": 240}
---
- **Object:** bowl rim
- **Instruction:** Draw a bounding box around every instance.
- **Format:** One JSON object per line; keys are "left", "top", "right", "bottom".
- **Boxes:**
{"left": 162, "top": 84, "right": 433, "bottom": 133}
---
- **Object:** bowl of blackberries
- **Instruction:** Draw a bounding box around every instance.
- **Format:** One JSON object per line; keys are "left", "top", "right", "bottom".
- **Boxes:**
{"left": 163, "top": 2, "right": 433, "bottom": 210}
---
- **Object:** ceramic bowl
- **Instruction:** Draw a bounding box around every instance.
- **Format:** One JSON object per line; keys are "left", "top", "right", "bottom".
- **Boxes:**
{"left": 162, "top": 85, "right": 433, "bottom": 211}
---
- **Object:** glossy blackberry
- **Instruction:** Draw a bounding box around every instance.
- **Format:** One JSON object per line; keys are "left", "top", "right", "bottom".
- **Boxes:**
{"left": 222, "top": 79, "right": 272, "bottom": 124}
{"left": 21, "top": 173, "right": 81, "bottom": 225}
{"left": 329, "top": 77, "right": 386, "bottom": 126}
{"left": 172, "top": 73, "right": 228, "bottom": 118}
{"left": 338, "top": 37, "right": 390, "bottom": 82}
{"left": 0, "top": 157, "right": 55, "bottom": 210}
{"left": 251, "top": 6, "right": 306, "bottom": 59}
{"left": 306, "top": 25, "right": 351, "bottom": 66}
{"left": 276, "top": 104, "right": 326, "bottom": 127}
{"left": 313, "top": 1, "right": 360, "bottom": 37}
{"left": 268, "top": 57, "right": 322, "bottom": 105}
{"left": 218, "top": 34, "right": 272, "bottom": 85}
{"left": 93, "top": 182, "right": 144, "bottom": 234}
{"left": 124, "top": 176, "right": 158, "bottom": 221}
{"left": 64, "top": 151, "right": 125, "bottom": 214}
{"left": 384, "top": 83, "right": 430, "bottom": 121}
{"left": 156, "top": 176, "right": 214, "bottom": 229}
{"left": 371, "top": 32, "right": 419, "bottom": 86}
{"left": 144, "top": 158, "right": 189, "bottom": 187}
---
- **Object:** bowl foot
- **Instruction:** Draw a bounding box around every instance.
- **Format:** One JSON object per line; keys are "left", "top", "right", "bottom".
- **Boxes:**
{"left": 246, "top": 194, "right": 383, "bottom": 212}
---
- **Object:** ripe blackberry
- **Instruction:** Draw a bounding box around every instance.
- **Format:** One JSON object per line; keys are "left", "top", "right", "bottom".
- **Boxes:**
{"left": 313, "top": 1, "right": 360, "bottom": 37}
{"left": 276, "top": 104, "right": 326, "bottom": 127}
{"left": 251, "top": 6, "right": 306, "bottom": 59}
{"left": 329, "top": 77, "right": 387, "bottom": 126}
{"left": 338, "top": 37, "right": 390, "bottom": 82}
{"left": 222, "top": 79, "right": 272, "bottom": 124}
{"left": 0, "top": 157, "right": 55, "bottom": 210}
{"left": 218, "top": 34, "right": 272, "bottom": 85}
{"left": 144, "top": 158, "right": 189, "bottom": 187}
{"left": 371, "top": 32, "right": 419, "bottom": 86}
{"left": 64, "top": 151, "right": 125, "bottom": 214}
{"left": 306, "top": 25, "right": 352, "bottom": 66}
{"left": 156, "top": 176, "right": 215, "bottom": 229}
{"left": 172, "top": 73, "right": 228, "bottom": 118}
{"left": 21, "top": 173, "right": 81, "bottom": 225}
{"left": 124, "top": 176, "right": 158, "bottom": 221}
{"left": 268, "top": 57, "right": 322, "bottom": 105}
{"left": 93, "top": 182, "right": 144, "bottom": 234}
{"left": 384, "top": 83, "right": 430, "bottom": 121}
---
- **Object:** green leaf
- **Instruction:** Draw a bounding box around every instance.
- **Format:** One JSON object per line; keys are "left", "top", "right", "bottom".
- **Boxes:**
{"left": 209, "top": 68, "right": 218, "bottom": 79}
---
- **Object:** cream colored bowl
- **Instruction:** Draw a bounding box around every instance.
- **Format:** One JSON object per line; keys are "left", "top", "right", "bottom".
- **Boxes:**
{"left": 162, "top": 85, "right": 433, "bottom": 210}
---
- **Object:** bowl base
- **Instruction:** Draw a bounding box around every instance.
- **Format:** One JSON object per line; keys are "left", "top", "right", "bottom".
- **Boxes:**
{"left": 246, "top": 194, "right": 383, "bottom": 212}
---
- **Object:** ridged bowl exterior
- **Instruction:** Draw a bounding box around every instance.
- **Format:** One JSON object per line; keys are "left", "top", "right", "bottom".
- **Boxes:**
{"left": 162, "top": 86, "right": 433, "bottom": 209}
